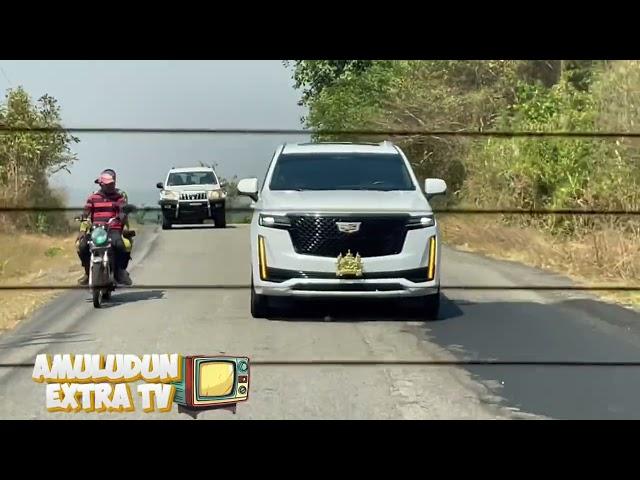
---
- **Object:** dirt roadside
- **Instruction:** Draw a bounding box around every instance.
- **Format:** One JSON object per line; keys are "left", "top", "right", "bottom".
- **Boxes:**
{"left": 0, "top": 233, "right": 81, "bottom": 332}
{"left": 440, "top": 215, "right": 640, "bottom": 310}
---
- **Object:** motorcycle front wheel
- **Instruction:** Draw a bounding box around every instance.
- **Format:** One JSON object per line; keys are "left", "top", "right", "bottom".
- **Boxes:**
{"left": 92, "top": 288, "right": 103, "bottom": 308}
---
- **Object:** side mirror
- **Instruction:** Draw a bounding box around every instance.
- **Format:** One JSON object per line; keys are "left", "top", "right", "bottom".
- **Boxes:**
{"left": 237, "top": 178, "right": 259, "bottom": 202}
{"left": 156, "top": 182, "right": 164, "bottom": 189}
{"left": 220, "top": 181, "right": 228, "bottom": 188}
{"left": 424, "top": 178, "right": 447, "bottom": 198}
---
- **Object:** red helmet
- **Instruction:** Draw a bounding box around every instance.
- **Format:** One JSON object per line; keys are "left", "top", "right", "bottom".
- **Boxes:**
{"left": 98, "top": 173, "right": 115, "bottom": 185}
{"left": 95, "top": 169, "right": 116, "bottom": 184}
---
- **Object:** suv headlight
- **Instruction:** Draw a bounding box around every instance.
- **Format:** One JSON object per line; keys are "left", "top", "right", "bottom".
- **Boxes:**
{"left": 160, "top": 190, "right": 179, "bottom": 201}
{"left": 259, "top": 214, "right": 291, "bottom": 229}
{"left": 208, "top": 190, "right": 226, "bottom": 200}
{"left": 407, "top": 214, "right": 435, "bottom": 229}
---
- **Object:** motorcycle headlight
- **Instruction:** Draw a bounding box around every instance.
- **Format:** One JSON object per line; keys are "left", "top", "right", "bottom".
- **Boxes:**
{"left": 407, "top": 214, "right": 435, "bottom": 229}
{"left": 91, "top": 228, "right": 108, "bottom": 246}
{"left": 160, "top": 190, "right": 179, "bottom": 201}
{"left": 208, "top": 190, "right": 226, "bottom": 200}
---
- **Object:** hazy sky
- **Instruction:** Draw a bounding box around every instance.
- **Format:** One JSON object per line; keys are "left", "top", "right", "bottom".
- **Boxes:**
{"left": 0, "top": 60, "right": 308, "bottom": 205}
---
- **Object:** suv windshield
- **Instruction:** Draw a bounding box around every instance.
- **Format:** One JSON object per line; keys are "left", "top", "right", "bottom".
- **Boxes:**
{"left": 269, "top": 153, "right": 415, "bottom": 191}
{"left": 167, "top": 171, "right": 217, "bottom": 186}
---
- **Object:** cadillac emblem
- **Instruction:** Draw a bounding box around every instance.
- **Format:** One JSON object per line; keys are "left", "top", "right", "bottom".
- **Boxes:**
{"left": 336, "top": 221, "right": 361, "bottom": 234}
{"left": 336, "top": 250, "right": 363, "bottom": 277}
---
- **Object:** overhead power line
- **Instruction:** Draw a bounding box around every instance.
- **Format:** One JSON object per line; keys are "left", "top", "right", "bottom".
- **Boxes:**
{"left": 2, "top": 126, "right": 640, "bottom": 138}
{"left": 1, "top": 207, "right": 640, "bottom": 215}
{"left": 2, "top": 360, "right": 640, "bottom": 368}
{"left": 0, "top": 284, "right": 638, "bottom": 291}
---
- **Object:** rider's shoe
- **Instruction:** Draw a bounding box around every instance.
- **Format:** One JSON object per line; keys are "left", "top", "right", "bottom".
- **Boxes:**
{"left": 116, "top": 269, "right": 132, "bottom": 286}
{"left": 77, "top": 274, "right": 89, "bottom": 286}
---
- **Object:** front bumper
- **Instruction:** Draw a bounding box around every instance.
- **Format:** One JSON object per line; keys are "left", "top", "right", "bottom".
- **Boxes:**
{"left": 159, "top": 199, "right": 225, "bottom": 220}
{"left": 255, "top": 279, "right": 439, "bottom": 298}
{"left": 253, "top": 223, "right": 441, "bottom": 298}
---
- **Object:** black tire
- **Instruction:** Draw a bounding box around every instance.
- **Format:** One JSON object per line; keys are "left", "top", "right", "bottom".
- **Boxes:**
{"left": 214, "top": 209, "right": 226, "bottom": 228}
{"left": 250, "top": 278, "right": 271, "bottom": 318}
{"left": 92, "top": 289, "right": 103, "bottom": 308}
{"left": 162, "top": 218, "right": 172, "bottom": 230}
{"left": 102, "top": 290, "right": 112, "bottom": 301}
{"left": 416, "top": 291, "right": 441, "bottom": 320}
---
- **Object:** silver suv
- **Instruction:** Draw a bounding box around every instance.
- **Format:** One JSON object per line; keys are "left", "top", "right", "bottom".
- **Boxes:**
{"left": 157, "top": 167, "right": 227, "bottom": 229}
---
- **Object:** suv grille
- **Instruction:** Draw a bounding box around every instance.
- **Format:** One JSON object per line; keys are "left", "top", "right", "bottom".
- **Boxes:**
{"left": 288, "top": 215, "right": 408, "bottom": 258}
{"left": 179, "top": 192, "right": 206, "bottom": 201}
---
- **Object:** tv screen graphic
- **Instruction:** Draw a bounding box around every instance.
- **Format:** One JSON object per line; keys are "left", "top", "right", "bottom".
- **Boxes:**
{"left": 173, "top": 355, "right": 250, "bottom": 412}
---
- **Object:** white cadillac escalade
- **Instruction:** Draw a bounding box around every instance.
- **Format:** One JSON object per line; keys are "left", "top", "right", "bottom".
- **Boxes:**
{"left": 237, "top": 142, "right": 447, "bottom": 319}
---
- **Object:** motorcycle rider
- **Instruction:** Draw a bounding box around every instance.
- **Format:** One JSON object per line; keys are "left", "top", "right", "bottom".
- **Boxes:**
{"left": 91, "top": 169, "right": 133, "bottom": 270}
{"left": 76, "top": 170, "right": 133, "bottom": 286}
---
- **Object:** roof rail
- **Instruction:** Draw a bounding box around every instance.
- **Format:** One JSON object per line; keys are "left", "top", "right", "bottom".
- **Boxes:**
{"left": 296, "top": 141, "right": 382, "bottom": 146}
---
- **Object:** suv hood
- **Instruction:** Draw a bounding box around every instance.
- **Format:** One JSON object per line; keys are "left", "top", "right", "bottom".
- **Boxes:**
{"left": 164, "top": 184, "right": 221, "bottom": 192}
{"left": 259, "top": 190, "right": 431, "bottom": 213}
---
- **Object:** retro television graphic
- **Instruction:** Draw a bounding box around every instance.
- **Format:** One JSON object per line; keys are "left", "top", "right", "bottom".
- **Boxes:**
{"left": 173, "top": 355, "right": 250, "bottom": 410}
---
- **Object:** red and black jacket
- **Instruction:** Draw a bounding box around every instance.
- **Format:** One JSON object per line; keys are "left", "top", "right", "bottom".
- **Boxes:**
{"left": 83, "top": 190, "right": 126, "bottom": 231}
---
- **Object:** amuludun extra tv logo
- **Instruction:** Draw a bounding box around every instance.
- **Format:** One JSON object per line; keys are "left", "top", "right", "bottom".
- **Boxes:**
{"left": 31, "top": 354, "right": 250, "bottom": 414}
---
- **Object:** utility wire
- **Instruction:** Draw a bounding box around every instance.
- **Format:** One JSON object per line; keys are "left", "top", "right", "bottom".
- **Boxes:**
{"left": 2, "top": 126, "right": 640, "bottom": 138}
{"left": 2, "top": 207, "right": 640, "bottom": 215}
{"left": 0, "top": 285, "right": 638, "bottom": 291}
{"left": 2, "top": 360, "right": 640, "bottom": 368}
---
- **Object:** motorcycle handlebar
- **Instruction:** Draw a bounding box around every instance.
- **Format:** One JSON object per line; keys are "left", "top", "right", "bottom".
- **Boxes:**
{"left": 89, "top": 217, "right": 118, "bottom": 232}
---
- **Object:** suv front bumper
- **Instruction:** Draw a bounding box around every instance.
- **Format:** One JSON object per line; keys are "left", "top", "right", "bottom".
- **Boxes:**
{"left": 159, "top": 199, "right": 225, "bottom": 221}
{"left": 252, "top": 224, "right": 441, "bottom": 298}
{"left": 254, "top": 278, "right": 439, "bottom": 298}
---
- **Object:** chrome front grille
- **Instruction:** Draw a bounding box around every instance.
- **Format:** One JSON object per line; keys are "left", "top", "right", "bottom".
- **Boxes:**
{"left": 179, "top": 191, "right": 206, "bottom": 201}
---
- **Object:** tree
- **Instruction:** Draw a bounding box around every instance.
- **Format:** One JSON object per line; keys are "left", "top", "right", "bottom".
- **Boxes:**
{"left": 284, "top": 60, "right": 374, "bottom": 107}
{"left": 221, "top": 175, "right": 239, "bottom": 199}
{"left": 0, "top": 86, "right": 79, "bottom": 231}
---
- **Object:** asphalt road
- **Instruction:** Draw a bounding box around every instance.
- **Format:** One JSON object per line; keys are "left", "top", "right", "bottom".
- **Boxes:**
{"left": 1, "top": 224, "right": 640, "bottom": 419}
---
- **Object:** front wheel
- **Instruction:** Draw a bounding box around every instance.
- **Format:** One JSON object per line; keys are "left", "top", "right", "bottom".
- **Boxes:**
{"left": 415, "top": 291, "right": 441, "bottom": 320}
{"left": 250, "top": 278, "right": 272, "bottom": 318}
{"left": 162, "top": 218, "right": 172, "bottom": 230}
{"left": 92, "top": 289, "right": 103, "bottom": 308}
{"left": 213, "top": 209, "right": 226, "bottom": 228}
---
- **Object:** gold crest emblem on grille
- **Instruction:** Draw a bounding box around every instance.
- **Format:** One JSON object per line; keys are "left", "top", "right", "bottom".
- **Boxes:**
{"left": 336, "top": 250, "right": 363, "bottom": 277}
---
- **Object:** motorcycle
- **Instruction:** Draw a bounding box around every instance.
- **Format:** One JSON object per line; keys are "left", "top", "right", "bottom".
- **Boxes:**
{"left": 86, "top": 205, "right": 136, "bottom": 308}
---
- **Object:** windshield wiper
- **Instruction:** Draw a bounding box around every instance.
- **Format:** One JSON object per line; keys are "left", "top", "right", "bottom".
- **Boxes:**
{"left": 276, "top": 186, "right": 404, "bottom": 191}
{"left": 338, "top": 186, "right": 398, "bottom": 191}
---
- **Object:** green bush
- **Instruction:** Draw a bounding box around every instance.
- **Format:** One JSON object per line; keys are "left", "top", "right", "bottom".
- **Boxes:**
{"left": 463, "top": 70, "right": 640, "bottom": 235}
{"left": 290, "top": 60, "right": 640, "bottom": 237}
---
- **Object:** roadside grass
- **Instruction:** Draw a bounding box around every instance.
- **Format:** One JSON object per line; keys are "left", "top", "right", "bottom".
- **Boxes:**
{"left": 0, "top": 233, "right": 81, "bottom": 332}
{"left": 440, "top": 215, "right": 640, "bottom": 309}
